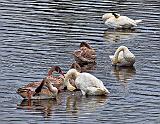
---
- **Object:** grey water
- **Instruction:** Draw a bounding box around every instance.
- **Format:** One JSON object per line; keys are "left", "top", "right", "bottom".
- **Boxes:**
{"left": 0, "top": 0, "right": 160, "bottom": 123}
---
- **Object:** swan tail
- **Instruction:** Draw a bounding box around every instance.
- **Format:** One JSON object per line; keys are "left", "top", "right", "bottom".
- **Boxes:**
{"left": 135, "top": 19, "right": 142, "bottom": 24}
{"left": 81, "top": 90, "right": 86, "bottom": 95}
{"left": 96, "top": 88, "right": 110, "bottom": 95}
{"left": 109, "top": 55, "right": 114, "bottom": 60}
{"left": 86, "top": 87, "right": 109, "bottom": 95}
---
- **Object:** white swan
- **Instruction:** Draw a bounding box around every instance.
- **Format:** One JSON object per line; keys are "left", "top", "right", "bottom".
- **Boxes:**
{"left": 109, "top": 46, "right": 135, "bottom": 66}
{"left": 64, "top": 69, "right": 110, "bottom": 96}
{"left": 102, "top": 12, "right": 142, "bottom": 29}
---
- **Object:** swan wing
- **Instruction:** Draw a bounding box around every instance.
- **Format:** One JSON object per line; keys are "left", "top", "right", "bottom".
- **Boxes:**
{"left": 86, "top": 87, "right": 108, "bottom": 95}
{"left": 118, "top": 16, "right": 137, "bottom": 27}
{"left": 75, "top": 73, "right": 109, "bottom": 95}
{"left": 105, "top": 18, "right": 121, "bottom": 28}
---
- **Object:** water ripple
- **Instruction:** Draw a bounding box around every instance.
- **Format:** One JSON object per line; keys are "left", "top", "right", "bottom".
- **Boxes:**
{"left": 0, "top": 0, "right": 160, "bottom": 123}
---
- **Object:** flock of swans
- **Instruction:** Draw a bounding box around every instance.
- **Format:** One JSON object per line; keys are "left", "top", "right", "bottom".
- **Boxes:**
{"left": 17, "top": 12, "right": 141, "bottom": 100}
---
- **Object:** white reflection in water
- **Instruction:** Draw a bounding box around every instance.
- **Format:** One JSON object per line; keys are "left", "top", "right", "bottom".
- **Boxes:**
{"left": 65, "top": 95, "right": 108, "bottom": 114}
{"left": 111, "top": 66, "right": 136, "bottom": 84}
{"left": 104, "top": 29, "right": 139, "bottom": 42}
{"left": 17, "top": 91, "right": 108, "bottom": 117}
{"left": 17, "top": 99, "right": 58, "bottom": 118}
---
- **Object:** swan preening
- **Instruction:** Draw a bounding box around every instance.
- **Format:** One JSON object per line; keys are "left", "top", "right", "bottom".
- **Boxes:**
{"left": 17, "top": 66, "right": 65, "bottom": 100}
{"left": 109, "top": 46, "right": 135, "bottom": 67}
{"left": 17, "top": 77, "right": 58, "bottom": 100}
{"left": 17, "top": 43, "right": 136, "bottom": 99}
{"left": 102, "top": 12, "right": 142, "bottom": 29}
{"left": 64, "top": 69, "right": 110, "bottom": 96}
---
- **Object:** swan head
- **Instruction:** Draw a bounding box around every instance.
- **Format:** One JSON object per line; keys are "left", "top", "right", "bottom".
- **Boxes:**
{"left": 112, "top": 12, "right": 120, "bottom": 18}
{"left": 64, "top": 69, "right": 79, "bottom": 91}
{"left": 70, "top": 62, "right": 81, "bottom": 72}
{"left": 80, "top": 42, "right": 92, "bottom": 49}
{"left": 34, "top": 77, "right": 58, "bottom": 96}
{"left": 102, "top": 12, "right": 120, "bottom": 21}
{"left": 110, "top": 46, "right": 129, "bottom": 64}
{"left": 48, "top": 66, "right": 65, "bottom": 77}
{"left": 110, "top": 56, "right": 118, "bottom": 65}
{"left": 110, "top": 46, "right": 135, "bottom": 66}
{"left": 45, "top": 78, "right": 58, "bottom": 96}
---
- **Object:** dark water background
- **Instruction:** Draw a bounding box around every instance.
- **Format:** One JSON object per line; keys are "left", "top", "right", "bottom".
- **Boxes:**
{"left": 0, "top": 0, "right": 160, "bottom": 123}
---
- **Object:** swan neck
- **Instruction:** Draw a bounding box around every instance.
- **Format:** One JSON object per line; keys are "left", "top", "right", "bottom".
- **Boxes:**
{"left": 114, "top": 47, "right": 125, "bottom": 61}
{"left": 48, "top": 69, "right": 55, "bottom": 76}
{"left": 65, "top": 70, "right": 79, "bottom": 86}
{"left": 47, "top": 82, "right": 58, "bottom": 95}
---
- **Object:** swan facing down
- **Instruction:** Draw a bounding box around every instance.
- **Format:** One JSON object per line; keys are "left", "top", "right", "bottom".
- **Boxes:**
{"left": 64, "top": 69, "right": 110, "bottom": 96}
{"left": 102, "top": 12, "right": 142, "bottom": 29}
{"left": 109, "top": 46, "right": 135, "bottom": 67}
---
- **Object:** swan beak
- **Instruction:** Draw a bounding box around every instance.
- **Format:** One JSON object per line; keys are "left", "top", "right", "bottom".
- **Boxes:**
{"left": 67, "top": 85, "right": 76, "bottom": 91}
{"left": 111, "top": 56, "right": 118, "bottom": 64}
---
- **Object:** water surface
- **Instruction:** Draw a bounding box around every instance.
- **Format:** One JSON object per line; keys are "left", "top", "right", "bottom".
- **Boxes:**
{"left": 0, "top": 0, "right": 160, "bottom": 123}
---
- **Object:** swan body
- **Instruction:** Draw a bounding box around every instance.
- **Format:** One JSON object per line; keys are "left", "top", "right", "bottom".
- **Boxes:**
{"left": 17, "top": 66, "right": 65, "bottom": 100}
{"left": 102, "top": 13, "right": 142, "bottom": 29}
{"left": 109, "top": 46, "right": 135, "bottom": 66}
{"left": 17, "top": 77, "right": 58, "bottom": 100}
{"left": 73, "top": 42, "right": 96, "bottom": 64}
{"left": 64, "top": 69, "right": 109, "bottom": 95}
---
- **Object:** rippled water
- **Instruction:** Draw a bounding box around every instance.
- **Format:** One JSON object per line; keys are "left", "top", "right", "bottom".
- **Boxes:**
{"left": 0, "top": 0, "right": 160, "bottom": 123}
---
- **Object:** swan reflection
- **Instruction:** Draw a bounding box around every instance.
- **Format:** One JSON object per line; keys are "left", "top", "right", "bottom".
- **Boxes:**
{"left": 71, "top": 62, "right": 96, "bottom": 73}
{"left": 65, "top": 94, "right": 108, "bottom": 114}
{"left": 17, "top": 99, "right": 58, "bottom": 117}
{"left": 79, "top": 63, "right": 96, "bottom": 72}
{"left": 17, "top": 91, "right": 108, "bottom": 117}
{"left": 111, "top": 66, "right": 136, "bottom": 83}
{"left": 104, "top": 30, "right": 139, "bottom": 42}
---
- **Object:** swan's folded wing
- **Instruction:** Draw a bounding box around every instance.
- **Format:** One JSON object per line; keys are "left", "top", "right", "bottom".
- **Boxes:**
{"left": 105, "top": 19, "right": 119, "bottom": 28}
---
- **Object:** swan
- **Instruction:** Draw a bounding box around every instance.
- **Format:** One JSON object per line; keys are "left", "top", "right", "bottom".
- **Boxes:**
{"left": 109, "top": 46, "right": 135, "bottom": 66}
{"left": 102, "top": 12, "right": 142, "bottom": 29}
{"left": 17, "top": 77, "right": 58, "bottom": 100}
{"left": 73, "top": 42, "right": 96, "bottom": 64}
{"left": 63, "top": 69, "right": 110, "bottom": 95}
{"left": 17, "top": 66, "right": 65, "bottom": 99}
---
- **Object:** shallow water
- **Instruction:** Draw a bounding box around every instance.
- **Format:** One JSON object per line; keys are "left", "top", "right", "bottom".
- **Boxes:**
{"left": 0, "top": 0, "right": 160, "bottom": 123}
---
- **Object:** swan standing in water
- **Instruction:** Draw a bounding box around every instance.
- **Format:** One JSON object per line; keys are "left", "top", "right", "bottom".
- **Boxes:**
{"left": 109, "top": 46, "right": 135, "bottom": 66}
{"left": 102, "top": 12, "right": 142, "bottom": 29}
{"left": 64, "top": 69, "right": 110, "bottom": 96}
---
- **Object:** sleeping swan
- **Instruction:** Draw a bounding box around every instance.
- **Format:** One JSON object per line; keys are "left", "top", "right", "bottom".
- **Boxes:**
{"left": 102, "top": 12, "right": 142, "bottom": 29}
{"left": 64, "top": 69, "right": 110, "bottom": 95}
{"left": 109, "top": 46, "right": 135, "bottom": 67}
{"left": 73, "top": 42, "right": 96, "bottom": 64}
